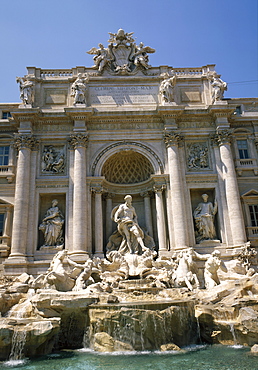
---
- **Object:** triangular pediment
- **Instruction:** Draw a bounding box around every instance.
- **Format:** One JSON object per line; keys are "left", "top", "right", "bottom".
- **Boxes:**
{"left": 241, "top": 189, "right": 258, "bottom": 198}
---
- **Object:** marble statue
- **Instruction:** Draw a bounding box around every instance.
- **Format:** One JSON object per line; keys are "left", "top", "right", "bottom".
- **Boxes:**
{"left": 87, "top": 29, "right": 155, "bottom": 74}
{"left": 210, "top": 75, "right": 227, "bottom": 103}
{"left": 71, "top": 73, "right": 89, "bottom": 105}
{"left": 193, "top": 194, "right": 218, "bottom": 243}
{"left": 41, "top": 146, "right": 65, "bottom": 174}
{"left": 33, "top": 250, "right": 75, "bottom": 291}
{"left": 133, "top": 42, "right": 155, "bottom": 69}
{"left": 159, "top": 73, "right": 176, "bottom": 104}
{"left": 173, "top": 249, "right": 200, "bottom": 291}
{"left": 113, "top": 195, "right": 147, "bottom": 255}
{"left": 67, "top": 258, "right": 94, "bottom": 291}
{"left": 39, "top": 199, "right": 64, "bottom": 248}
{"left": 16, "top": 76, "right": 34, "bottom": 105}
{"left": 204, "top": 250, "right": 227, "bottom": 289}
{"left": 100, "top": 251, "right": 129, "bottom": 286}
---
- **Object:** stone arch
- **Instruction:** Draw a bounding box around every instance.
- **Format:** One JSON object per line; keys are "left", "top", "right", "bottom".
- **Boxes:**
{"left": 91, "top": 141, "right": 164, "bottom": 177}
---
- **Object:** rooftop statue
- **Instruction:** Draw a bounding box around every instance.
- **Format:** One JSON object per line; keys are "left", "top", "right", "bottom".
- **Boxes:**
{"left": 87, "top": 29, "right": 155, "bottom": 74}
{"left": 71, "top": 73, "right": 89, "bottom": 105}
{"left": 16, "top": 75, "right": 34, "bottom": 106}
{"left": 159, "top": 72, "right": 176, "bottom": 104}
{"left": 208, "top": 72, "right": 227, "bottom": 103}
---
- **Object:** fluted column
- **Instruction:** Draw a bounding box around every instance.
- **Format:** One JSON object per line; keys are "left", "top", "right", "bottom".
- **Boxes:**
{"left": 27, "top": 149, "right": 38, "bottom": 260}
{"left": 105, "top": 193, "right": 113, "bottom": 242}
{"left": 141, "top": 191, "right": 153, "bottom": 237}
{"left": 164, "top": 131, "right": 188, "bottom": 249}
{"left": 153, "top": 184, "right": 167, "bottom": 252}
{"left": 9, "top": 135, "right": 38, "bottom": 260}
{"left": 92, "top": 186, "right": 104, "bottom": 257}
{"left": 69, "top": 133, "right": 88, "bottom": 258}
{"left": 215, "top": 129, "right": 246, "bottom": 246}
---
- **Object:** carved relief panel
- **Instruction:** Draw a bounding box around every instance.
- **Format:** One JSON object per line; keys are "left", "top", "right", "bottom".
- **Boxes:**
{"left": 41, "top": 145, "right": 66, "bottom": 175}
{"left": 186, "top": 142, "right": 210, "bottom": 171}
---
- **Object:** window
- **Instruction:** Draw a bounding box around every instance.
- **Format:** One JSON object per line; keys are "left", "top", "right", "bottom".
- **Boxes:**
{"left": 0, "top": 214, "right": 4, "bottom": 236}
{"left": 237, "top": 140, "right": 249, "bottom": 159}
{"left": 235, "top": 106, "right": 242, "bottom": 115}
{"left": 249, "top": 205, "right": 258, "bottom": 227}
{"left": 2, "top": 112, "right": 11, "bottom": 119}
{"left": 0, "top": 146, "right": 9, "bottom": 166}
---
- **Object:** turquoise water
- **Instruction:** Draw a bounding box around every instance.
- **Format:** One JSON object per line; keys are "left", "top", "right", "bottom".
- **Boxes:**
{"left": 1, "top": 345, "right": 257, "bottom": 370}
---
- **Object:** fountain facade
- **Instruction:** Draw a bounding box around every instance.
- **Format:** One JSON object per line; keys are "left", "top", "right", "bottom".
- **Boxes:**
{"left": 0, "top": 29, "right": 257, "bottom": 360}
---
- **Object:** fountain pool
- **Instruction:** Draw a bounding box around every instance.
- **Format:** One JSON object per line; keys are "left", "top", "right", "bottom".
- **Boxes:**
{"left": 1, "top": 345, "right": 257, "bottom": 370}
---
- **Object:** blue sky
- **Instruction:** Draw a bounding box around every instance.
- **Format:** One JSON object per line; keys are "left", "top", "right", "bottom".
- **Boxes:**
{"left": 0, "top": 0, "right": 257, "bottom": 102}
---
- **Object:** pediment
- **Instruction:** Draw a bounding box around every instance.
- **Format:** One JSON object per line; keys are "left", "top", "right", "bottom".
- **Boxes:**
{"left": 241, "top": 189, "right": 258, "bottom": 198}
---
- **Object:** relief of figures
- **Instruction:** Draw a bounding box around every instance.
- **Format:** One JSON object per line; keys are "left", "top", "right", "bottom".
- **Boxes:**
{"left": 39, "top": 199, "right": 64, "bottom": 248}
{"left": 187, "top": 143, "right": 209, "bottom": 170}
{"left": 193, "top": 194, "right": 218, "bottom": 243}
{"left": 41, "top": 146, "right": 65, "bottom": 174}
{"left": 16, "top": 76, "right": 34, "bottom": 106}
{"left": 71, "top": 73, "right": 89, "bottom": 105}
{"left": 87, "top": 29, "right": 155, "bottom": 75}
{"left": 159, "top": 72, "right": 176, "bottom": 104}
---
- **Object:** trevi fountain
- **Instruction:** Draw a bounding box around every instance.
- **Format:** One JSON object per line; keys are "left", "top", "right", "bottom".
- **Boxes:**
{"left": 0, "top": 29, "right": 257, "bottom": 369}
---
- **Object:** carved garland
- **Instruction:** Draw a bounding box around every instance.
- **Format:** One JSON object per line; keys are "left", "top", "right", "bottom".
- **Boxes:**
{"left": 91, "top": 141, "right": 164, "bottom": 176}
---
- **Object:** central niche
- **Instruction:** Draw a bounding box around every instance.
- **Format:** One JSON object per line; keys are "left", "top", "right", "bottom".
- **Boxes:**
{"left": 102, "top": 150, "right": 154, "bottom": 184}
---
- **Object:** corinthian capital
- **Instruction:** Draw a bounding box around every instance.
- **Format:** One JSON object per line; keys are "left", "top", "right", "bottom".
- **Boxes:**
{"left": 14, "top": 134, "right": 38, "bottom": 150}
{"left": 213, "top": 128, "right": 233, "bottom": 146}
{"left": 69, "top": 133, "right": 88, "bottom": 149}
{"left": 164, "top": 131, "right": 184, "bottom": 147}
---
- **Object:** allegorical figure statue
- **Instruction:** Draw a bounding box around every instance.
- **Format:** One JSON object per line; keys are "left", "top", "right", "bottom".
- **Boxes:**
{"left": 71, "top": 73, "right": 88, "bottom": 105}
{"left": 39, "top": 199, "right": 64, "bottom": 248}
{"left": 159, "top": 73, "right": 176, "bottom": 104}
{"left": 113, "top": 195, "right": 147, "bottom": 255}
{"left": 204, "top": 250, "right": 227, "bottom": 289}
{"left": 211, "top": 75, "right": 227, "bottom": 103}
{"left": 87, "top": 43, "right": 111, "bottom": 73}
{"left": 16, "top": 76, "right": 34, "bottom": 105}
{"left": 193, "top": 194, "right": 218, "bottom": 243}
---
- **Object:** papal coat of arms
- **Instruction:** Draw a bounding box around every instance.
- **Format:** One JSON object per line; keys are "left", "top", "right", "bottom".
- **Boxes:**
{"left": 87, "top": 29, "right": 155, "bottom": 75}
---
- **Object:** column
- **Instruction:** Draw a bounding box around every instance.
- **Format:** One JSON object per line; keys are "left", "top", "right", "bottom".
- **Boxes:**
{"left": 92, "top": 186, "right": 104, "bottom": 257}
{"left": 153, "top": 184, "right": 167, "bottom": 253}
{"left": 164, "top": 131, "right": 188, "bottom": 249}
{"left": 105, "top": 193, "right": 113, "bottom": 242}
{"left": 9, "top": 135, "right": 37, "bottom": 261}
{"left": 216, "top": 129, "right": 246, "bottom": 246}
{"left": 141, "top": 191, "right": 153, "bottom": 237}
{"left": 69, "top": 133, "right": 88, "bottom": 259}
{"left": 26, "top": 149, "right": 38, "bottom": 260}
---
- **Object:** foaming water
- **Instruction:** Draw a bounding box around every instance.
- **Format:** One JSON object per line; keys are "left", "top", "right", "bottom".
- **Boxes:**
{"left": 3, "top": 359, "right": 28, "bottom": 368}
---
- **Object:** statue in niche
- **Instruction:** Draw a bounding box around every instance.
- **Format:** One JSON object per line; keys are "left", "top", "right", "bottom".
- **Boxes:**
{"left": 204, "top": 250, "right": 227, "bottom": 289}
{"left": 159, "top": 73, "right": 176, "bottom": 104}
{"left": 16, "top": 76, "right": 34, "bottom": 105}
{"left": 187, "top": 143, "right": 209, "bottom": 170}
{"left": 208, "top": 73, "right": 227, "bottom": 103}
{"left": 39, "top": 199, "right": 64, "bottom": 248}
{"left": 41, "top": 146, "right": 65, "bottom": 174}
{"left": 71, "top": 73, "right": 89, "bottom": 105}
{"left": 112, "top": 195, "right": 148, "bottom": 255}
{"left": 193, "top": 194, "right": 218, "bottom": 243}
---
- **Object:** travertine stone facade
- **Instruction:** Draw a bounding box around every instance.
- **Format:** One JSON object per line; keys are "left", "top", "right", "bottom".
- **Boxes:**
{"left": 0, "top": 29, "right": 257, "bottom": 275}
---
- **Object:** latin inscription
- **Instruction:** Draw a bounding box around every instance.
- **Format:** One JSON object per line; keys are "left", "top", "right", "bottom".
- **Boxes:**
{"left": 89, "top": 85, "right": 158, "bottom": 105}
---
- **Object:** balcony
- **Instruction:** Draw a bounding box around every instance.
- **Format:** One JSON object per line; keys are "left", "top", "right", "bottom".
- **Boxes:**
{"left": 235, "top": 158, "right": 258, "bottom": 176}
{"left": 0, "top": 165, "right": 15, "bottom": 183}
